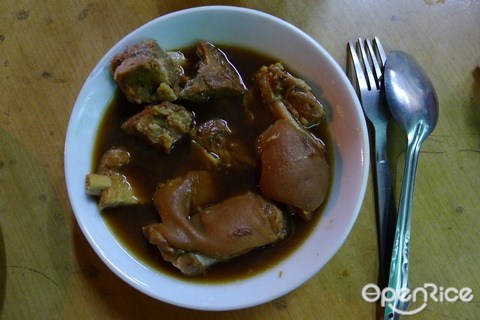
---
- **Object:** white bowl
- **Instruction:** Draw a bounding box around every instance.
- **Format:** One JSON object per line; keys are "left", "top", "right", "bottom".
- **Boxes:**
{"left": 65, "top": 6, "right": 368, "bottom": 311}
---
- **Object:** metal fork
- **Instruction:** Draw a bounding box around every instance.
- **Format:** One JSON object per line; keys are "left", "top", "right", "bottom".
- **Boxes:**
{"left": 347, "top": 37, "right": 397, "bottom": 288}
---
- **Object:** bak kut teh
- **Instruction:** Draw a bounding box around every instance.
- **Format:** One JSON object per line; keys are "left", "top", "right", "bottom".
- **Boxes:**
{"left": 85, "top": 39, "right": 332, "bottom": 278}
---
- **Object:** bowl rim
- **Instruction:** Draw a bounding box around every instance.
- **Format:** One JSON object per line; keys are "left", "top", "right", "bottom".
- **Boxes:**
{"left": 65, "top": 5, "right": 369, "bottom": 311}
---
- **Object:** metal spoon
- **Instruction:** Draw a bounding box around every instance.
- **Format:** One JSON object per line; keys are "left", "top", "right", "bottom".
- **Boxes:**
{"left": 383, "top": 51, "right": 439, "bottom": 319}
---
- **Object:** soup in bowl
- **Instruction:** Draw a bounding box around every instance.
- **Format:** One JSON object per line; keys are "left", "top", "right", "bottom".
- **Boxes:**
{"left": 65, "top": 5, "right": 368, "bottom": 311}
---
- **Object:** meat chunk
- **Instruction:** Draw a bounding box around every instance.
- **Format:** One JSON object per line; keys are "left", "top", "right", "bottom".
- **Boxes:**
{"left": 256, "top": 120, "right": 329, "bottom": 220}
{"left": 179, "top": 41, "right": 246, "bottom": 103}
{"left": 86, "top": 147, "right": 140, "bottom": 210}
{"left": 252, "top": 63, "right": 325, "bottom": 128}
{"left": 111, "top": 40, "right": 182, "bottom": 104}
{"left": 121, "top": 101, "right": 193, "bottom": 153}
{"left": 98, "top": 172, "right": 140, "bottom": 210}
{"left": 190, "top": 119, "right": 255, "bottom": 169}
{"left": 143, "top": 171, "right": 286, "bottom": 275}
{"left": 97, "top": 147, "right": 131, "bottom": 174}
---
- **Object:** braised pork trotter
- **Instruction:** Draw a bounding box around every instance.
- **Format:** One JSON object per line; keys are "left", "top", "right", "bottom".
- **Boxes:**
{"left": 143, "top": 171, "right": 286, "bottom": 275}
{"left": 256, "top": 120, "right": 329, "bottom": 220}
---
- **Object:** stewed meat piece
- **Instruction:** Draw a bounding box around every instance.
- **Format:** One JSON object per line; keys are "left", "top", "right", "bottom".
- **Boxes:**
{"left": 143, "top": 171, "right": 286, "bottom": 275}
{"left": 111, "top": 40, "right": 182, "bottom": 104}
{"left": 97, "top": 147, "right": 132, "bottom": 174}
{"left": 179, "top": 41, "right": 246, "bottom": 102}
{"left": 85, "top": 147, "right": 140, "bottom": 210}
{"left": 190, "top": 118, "right": 256, "bottom": 169}
{"left": 252, "top": 63, "right": 325, "bottom": 128}
{"left": 121, "top": 101, "right": 193, "bottom": 153}
{"left": 256, "top": 119, "right": 329, "bottom": 220}
{"left": 97, "top": 172, "right": 140, "bottom": 210}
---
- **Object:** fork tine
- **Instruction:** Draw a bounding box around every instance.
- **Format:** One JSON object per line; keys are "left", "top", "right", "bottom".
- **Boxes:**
{"left": 358, "top": 38, "right": 377, "bottom": 91}
{"left": 374, "top": 36, "right": 387, "bottom": 65}
{"left": 366, "top": 39, "right": 382, "bottom": 90}
{"left": 347, "top": 39, "right": 369, "bottom": 93}
{"left": 366, "top": 37, "right": 387, "bottom": 90}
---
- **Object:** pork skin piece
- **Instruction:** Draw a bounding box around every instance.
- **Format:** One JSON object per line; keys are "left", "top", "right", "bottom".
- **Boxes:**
{"left": 179, "top": 41, "right": 246, "bottom": 103}
{"left": 111, "top": 40, "right": 182, "bottom": 104}
{"left": 190, "top": 118, "right": 256, "bottom": 169}
{"left": 256, "top": 119, "right": 329, "bottom": 220}
{"left": 142, "top": 171, "right": 286, "bottom": 276}
{"left": 121, "top": 101, "right": 193, "bottom": 153}
{"left": 253, "top": 63, "right": 325, "bottom": 128}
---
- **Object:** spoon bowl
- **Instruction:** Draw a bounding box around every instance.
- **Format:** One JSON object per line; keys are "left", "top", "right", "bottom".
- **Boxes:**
{"left": 385, "top": 51, "right": 439, "bottom": 141}
{"left": 383, "top": 50, "right": 439, "bottom": 319}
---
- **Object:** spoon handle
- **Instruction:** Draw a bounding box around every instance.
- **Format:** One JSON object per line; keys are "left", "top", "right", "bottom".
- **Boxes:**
{"left": 384, "top": 125, "right": 426, "bottom": 320}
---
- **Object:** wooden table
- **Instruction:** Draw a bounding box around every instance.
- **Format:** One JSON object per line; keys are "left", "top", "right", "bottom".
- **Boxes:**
{"left": 1, "top": 1, "right": 478, "bottom": 319}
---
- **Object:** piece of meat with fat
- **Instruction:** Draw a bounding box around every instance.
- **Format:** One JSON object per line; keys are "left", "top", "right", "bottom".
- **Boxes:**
{"left": 85, "top": 147, "right": 140, "bottom": 210}
{"left": 256, "top": 119, "right": 329, "bottom": 220}
{"left": 97, "top": 172, "right": 140, "bottom": 210}
{"left": 121, "top": 101, "right": 193, "bottom": 153}
{"left": 190, "top": 118, "right": 255, "bottom": 169}
{"left": 252, "top": 63, "right": 325, "bottom": 128}
{"left": 179, "top": 41, "right": 246, "bottom": 102}
{"left": 142, "top": 171, "right": 286, "bottom": 276}
{"left": 111, "top": 40, "right": 182, "bottom": 104}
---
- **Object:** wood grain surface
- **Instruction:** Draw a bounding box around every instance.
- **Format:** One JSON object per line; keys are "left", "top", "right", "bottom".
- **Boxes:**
{"left": 0, "top": 1, "right": 479, "bottom": 319}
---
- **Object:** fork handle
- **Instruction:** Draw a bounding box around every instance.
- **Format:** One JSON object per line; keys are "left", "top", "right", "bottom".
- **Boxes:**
{"left": 373, "top": 128, "right": 397, "bottom": 288}
{"left": 374, "top": 156, "right": 397, "bottom": 288}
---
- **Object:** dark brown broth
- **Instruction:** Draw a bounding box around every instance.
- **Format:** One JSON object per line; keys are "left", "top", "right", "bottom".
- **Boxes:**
{"left": 93, "top": 44, "right": 333, "bottom": 283}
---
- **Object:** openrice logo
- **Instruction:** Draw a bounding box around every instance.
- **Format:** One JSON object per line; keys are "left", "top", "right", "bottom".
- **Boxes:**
{"left": 362, "top": 283, "right": 474, "bottom": 315}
